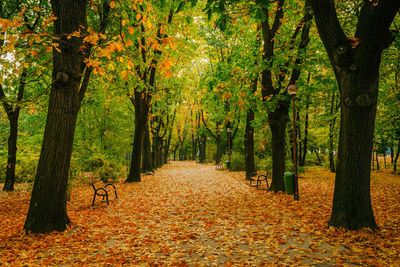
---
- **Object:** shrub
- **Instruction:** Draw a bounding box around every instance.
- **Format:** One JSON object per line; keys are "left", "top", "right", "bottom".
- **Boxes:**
{"left": 98, "top": 162, "right": 117, "bottom": 183}
{"left": 257, "top": 157, "right": 272, "bottom": 172}
{"left": 222, "top": 152, "right": 246, "bottom": 171}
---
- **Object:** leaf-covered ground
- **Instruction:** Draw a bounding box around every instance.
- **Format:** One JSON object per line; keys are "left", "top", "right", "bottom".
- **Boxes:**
{"left": 1, "top": 161, "right": 399, "bottom": 266}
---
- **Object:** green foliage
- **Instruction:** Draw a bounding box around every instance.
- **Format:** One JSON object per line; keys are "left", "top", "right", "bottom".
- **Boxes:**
{"left": 222, "top": 152, "right": 246, "bottom": 171}
{"left": 257, "top": 157, "right": 272, "bottom": 172}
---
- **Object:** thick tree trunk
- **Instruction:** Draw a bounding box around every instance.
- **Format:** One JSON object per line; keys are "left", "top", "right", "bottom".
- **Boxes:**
{"left": 23, "top": 0, "right": 88, "bottom": 233}
{"left": 3, "top": 113, "right": 19, "bottom": 191}
{"left": 245, "top": 108, "right": 255, "bottom": 179}
{"left": 311, "top": 0, "right": 399, "bottom": 230}
{"left": 268, "top": 103, "right": 288, "bottom": 192}
{"left": 126, "top": 96, "right": 149, "bottom": 182}
{"left": 329, "top": 78, "right": 378, "bottom": 229}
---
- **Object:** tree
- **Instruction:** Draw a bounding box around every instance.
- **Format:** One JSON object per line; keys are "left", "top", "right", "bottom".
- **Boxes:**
{"left": 24, "top": 0, "right": 111, "bottom": 233}
{"left": 0, "top": 0, "right": 50, "bottom": 191}
{"left": 311, "top": 0, "right": 400, "bottom": 229}
{"left": 259, "top": 0, "right": 313, "bottom": 192}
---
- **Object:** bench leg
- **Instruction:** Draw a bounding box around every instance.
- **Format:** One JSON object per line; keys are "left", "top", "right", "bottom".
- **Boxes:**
{"left": 92, "top": 193, "right": 96, "bottom": 206}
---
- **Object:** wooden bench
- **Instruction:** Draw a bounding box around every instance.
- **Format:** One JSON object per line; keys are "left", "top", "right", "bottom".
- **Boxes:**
{"left": 91, "top": 183, "right": 118, "bottom": 206}
{"left": 216, "top": 163, "right": 224, "bottom": 170}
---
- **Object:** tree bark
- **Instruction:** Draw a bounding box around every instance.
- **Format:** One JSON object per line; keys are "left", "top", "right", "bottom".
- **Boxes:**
{"left": 199, "top": 133, "right": 207, "bottom": 163}
{"left": 301, "top": 102, "right": 309, "bottom": 167}
{"left": 268, "top": 103, "right": 289, "bottom": 192}
{"left": 311, "top": 0, "right": 399, "bottom": 229}
{"left": 127, "top": 94, "right": 149, "bottom": 182}
{"left": 245, "top": 78, "right": 257, "bottom": 179}
{"left": 1, "top": 69, "right": 26, "bottom": 191}
{"left": 328, "top": 92, "right": 338, "bottom": 172}
{"left": 260, "top": 0, "right": 312, "bottom": 192}
{"left": 215, "top": 123, "right": 222, "bottom": 164}
{"left": 3, "top": 113, "right": 19, "bottom": 191}
{"left": 24, "top": 0, "right": 88, "bottom": 233}
{"left": 142, "top": 123, "right": 153, "bottom": 172}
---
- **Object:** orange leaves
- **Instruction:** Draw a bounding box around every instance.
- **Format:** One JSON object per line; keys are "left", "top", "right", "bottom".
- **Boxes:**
{"left": 348, "top": 37, "right": 361, "bottom": 48}
{"left": 1, "top": 163, "right": 399, "bottom": 265}
{"left": 128, "top": 27, "right": 135, "bottom": 35}
{"left": 161, "top": 57, "right": 172, "bottom": 70}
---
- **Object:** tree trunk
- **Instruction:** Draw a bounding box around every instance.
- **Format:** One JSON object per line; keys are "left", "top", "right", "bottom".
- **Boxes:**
{"left": 390, "top": 147, "right": 394, "bottom": 164}
{"left": 268, "top": 103, "right": 289, "bottom": 192}
{"left": 311, "top": 0, "right": 399, "bottom": 230}
{"left": 164, "top": 131, "right": 172, "bottom": 163}
{"left": 301, "top": 100, "right": 309, "bottom": 167}
{"left": 1, "top": 68, "right": 26, "bottom": 191}
{"left": 375, "top": 151, "right": 380, "bottom": 170}
{"left": 314, "top": 148, "right": 322, "bottom": 165}
{"left": 24, "top": 0, "right": 88, "bottom": 233}
{"left": 328, "top": 92, "right": 337, "bottom": 173}
{"left": 372, "top": 151, "right": 375, "bottom": 171}
{"left": 3, "top": 112, "right": 19, "bottom": 191}
{"left": 296, "top": 111, "right": 301, "bottom": 164}
{"left": 173, "top": 146, "right": 177, "bottom": 161}
{"left": 199, "top": 134, "right": 206, "bottom": 163}
{"left": 394, "top": 140, "right": 400, "bottom": 174}
{"left": 329, "top": 82, "right": 378, "bottom": 229}
{"left": 156, "top": 138, "right": 163, "bottom": 167}
{"left": 214, "top": 121, "right": 222, "bottom": 164}
{"left": 126, "top": 95, "right": 149, "bottom": 182}
{"left": 142, "top": 123, "right": 153, "bottom": 172}
{"left": 192, "top": 131, "right": 197, "bottom": 160}
{"left": 245, "top": 108, "right": 255, "bottom": 179}
{"left": 383, "top": 153, "right": 386, "bottom": 168}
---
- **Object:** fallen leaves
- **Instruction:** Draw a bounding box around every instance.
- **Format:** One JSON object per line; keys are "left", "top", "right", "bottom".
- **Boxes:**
{"left": 0, "top": 162, "right": 399, "bottom": 265}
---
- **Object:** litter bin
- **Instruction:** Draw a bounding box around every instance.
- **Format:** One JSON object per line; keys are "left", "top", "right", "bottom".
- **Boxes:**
{"left": 225, "top": 161, "right": 230, "bottom": 169}
{"left": 284, "top": 172, "right": 294, "bottom": 195}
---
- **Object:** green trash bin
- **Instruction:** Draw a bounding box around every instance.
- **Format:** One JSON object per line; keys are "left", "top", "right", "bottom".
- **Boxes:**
{"left": 225, "top": 161, "right": 230, "bottom": 169}
{"left": 284, "top": 172, "right": 294, "bottom": 195}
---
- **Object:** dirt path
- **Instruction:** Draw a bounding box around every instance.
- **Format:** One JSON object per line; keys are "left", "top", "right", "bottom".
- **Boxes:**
{"left": 1, "top": 161, "right": 398, "bottom": 266}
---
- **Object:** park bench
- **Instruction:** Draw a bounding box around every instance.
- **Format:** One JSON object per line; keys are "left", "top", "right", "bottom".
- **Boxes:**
{"left": 216, "top": 163, "right": 224, "bottom": 170}
{"left": 91, "top": 183, "right": 118, "bottom": 206}
{"left": 249, "top": 171, "right": 270, "bottom": 190}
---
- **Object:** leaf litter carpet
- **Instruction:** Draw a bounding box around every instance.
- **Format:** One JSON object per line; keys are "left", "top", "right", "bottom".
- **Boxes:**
{"left": 0, "top": 161, "right": 399, "bottom": 266}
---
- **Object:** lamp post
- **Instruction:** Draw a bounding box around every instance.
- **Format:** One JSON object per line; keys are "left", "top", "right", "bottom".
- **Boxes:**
{"left": 288, "top": 84, "right": 299, "bottom": 201}
{"left": 227, "top": 127, "right": 232, "bottom": 171}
